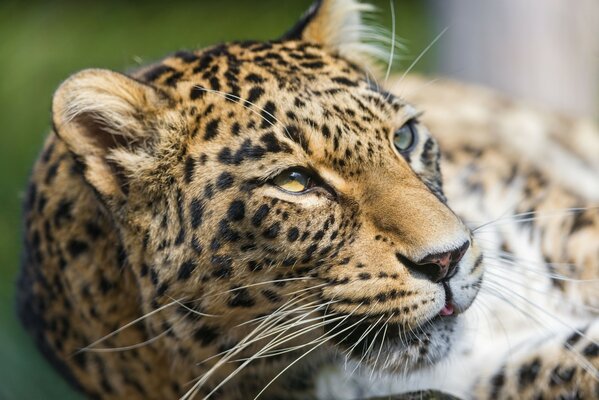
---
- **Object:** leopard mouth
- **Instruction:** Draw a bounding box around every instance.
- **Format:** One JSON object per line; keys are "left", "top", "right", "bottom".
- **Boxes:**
{"left": 440, "top": 281, "right": 455, "bottom": 316}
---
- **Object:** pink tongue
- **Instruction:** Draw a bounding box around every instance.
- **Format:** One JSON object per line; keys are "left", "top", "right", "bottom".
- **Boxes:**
{"left": 440, "top": 303, "right": 454, "bottom": 316}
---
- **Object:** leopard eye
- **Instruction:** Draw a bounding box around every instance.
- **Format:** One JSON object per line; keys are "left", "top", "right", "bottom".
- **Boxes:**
{"left": 393, "top": 120, "right": 418, "bottom": 152}
{"left": 272, "top": 168, "right": 314, "bottom": 193}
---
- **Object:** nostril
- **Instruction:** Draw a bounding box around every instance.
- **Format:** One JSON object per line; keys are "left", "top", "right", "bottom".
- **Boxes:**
{"left": 451, "top": 241, "right": 470, "bottom": 267}
{"left": 398, "top": 240, "right": 470, "bottom": 283}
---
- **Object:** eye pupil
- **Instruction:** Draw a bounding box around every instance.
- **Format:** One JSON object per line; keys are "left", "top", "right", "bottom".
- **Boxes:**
{"left": 393, "top": 121, "right": 417, "bottom": 152}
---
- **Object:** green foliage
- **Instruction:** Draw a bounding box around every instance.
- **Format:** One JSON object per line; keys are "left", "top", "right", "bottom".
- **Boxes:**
{"left": 0, "top": 1, "right": 431, "bottom": 398}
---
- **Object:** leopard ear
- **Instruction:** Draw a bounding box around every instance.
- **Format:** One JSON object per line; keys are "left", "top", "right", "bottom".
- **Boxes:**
{"left": 52, "top": 69, "right": 169, "bottom": 203}
{"left": 281, "top": 0, "right": 382, "bottom": 69}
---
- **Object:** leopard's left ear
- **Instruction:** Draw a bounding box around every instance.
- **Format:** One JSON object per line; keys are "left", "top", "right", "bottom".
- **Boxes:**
{"left": 281, "top": 0, "right": 382, "bottom": 69}
{"left": 52, "top": 69, "right": 171, "bottom": 205}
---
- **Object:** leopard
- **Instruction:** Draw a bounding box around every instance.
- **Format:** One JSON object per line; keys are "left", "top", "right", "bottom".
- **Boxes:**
{"left": 16, "top": 0, "right": 599, "bottom": 399}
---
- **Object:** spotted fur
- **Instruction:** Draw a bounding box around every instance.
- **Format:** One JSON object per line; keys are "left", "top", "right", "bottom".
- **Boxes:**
{"left": 17, "top": 1, "right": 599, "bottom": 399}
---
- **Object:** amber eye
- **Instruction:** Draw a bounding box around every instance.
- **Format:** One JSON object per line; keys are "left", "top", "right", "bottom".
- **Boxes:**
{"left": 393, "top": 120, "right": 418, "bottom": 152}
{"left": 272, "top": 168, "right": 314, "bottom": 193}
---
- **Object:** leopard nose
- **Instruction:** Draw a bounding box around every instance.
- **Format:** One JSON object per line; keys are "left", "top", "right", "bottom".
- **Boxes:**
{"left": 408, "top": 241, "right": 470, "bottom": 283}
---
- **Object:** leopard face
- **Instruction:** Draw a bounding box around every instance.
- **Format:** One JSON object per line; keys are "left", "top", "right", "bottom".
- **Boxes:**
{"left": 48, "top": 0, "right": 484, "bottom": 392}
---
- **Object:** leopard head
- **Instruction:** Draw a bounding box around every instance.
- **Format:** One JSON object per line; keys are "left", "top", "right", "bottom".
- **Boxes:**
{"left": 51, "top": 0, "right": 483, "bottom": 384}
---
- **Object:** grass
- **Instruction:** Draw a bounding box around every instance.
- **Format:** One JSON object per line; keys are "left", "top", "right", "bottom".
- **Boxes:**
{"left": 0, "top": 1, "right": 432, "bottom": 398}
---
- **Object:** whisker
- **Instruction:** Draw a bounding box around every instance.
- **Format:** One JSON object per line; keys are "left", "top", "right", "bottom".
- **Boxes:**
{"left": 76, "top": 298, "right": 182, "bottom": 354}
{"left": 83, "top": 314, "right": 186, "bottom": 353}
{"left": 484, "top": 257, "right": 599, "bottom": 284}
{"left": 397, "top": 26, "right": 449, "bottom": 91}
{"left": 472, "top": 207, "right": 598, "bottom": 232}
{"left": 383, "top": 0, "right": 396, "bottom": 84}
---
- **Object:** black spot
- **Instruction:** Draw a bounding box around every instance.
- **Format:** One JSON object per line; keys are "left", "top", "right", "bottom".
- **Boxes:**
{"left": 209, "top": 76, "right": 220, "bottom": 91}
{"left": 214, "top": 219, "right": 240, "bottom": 246}
{"left": 140, "top": 263, "right": 149, "bottom": 277}
{"left": 191, "top": 235, "right": 203, "bottom": 254}
{"left": 570, "top": 211, "right": 594, "bottom": 234}
{"left": 178, "top": 260, "right": 196, "bottom": 281}
{"left": 67, "top": 239, "right": 88, "bottom": 258}
{"left": 261, "top": 290, "right": 281, "bottom": 303}
{"left": 304, "top": 244, "right": 318, "bottom": 259}
{"left": 246, "top": 87, "right": 264, "bottom": 105}
{"left": 252, "top": 204, "right": 270, "bottom": 227}
{"left": 282, "top": 257, "right": 297, "bottom": 267}
{"left": 583, "top": 343, "right": 599, "bottom": 357}
{"left": 99, "top": 276, "right": 113, "bottom": 294}
{"left": 227, "top": 200, "right": 245, "bottom": 221}
{"left": 260, "top": 132, "right": 289, "bottom": 153}
{"left": 518, "top": 358, "right": 541, "bottom": 388}
{"left": 42, "top": 143, "right": 55, "bottom": 163}
{"left": 149, "top": 268, "right": 159, "bottom": 286}
{"left": 211, "top": 255, "right": 233, "bottom": 278}
{"left": 84, "top": 221, "right": 102, "bottom": 240}
{"left": 174, "top": 50, "right": 199, "bottom": 63}
{"left": 144, "top": 64, "right": 175, "bottom": 82}
{"left": 287, "top": 227, "right": 300, "bottom": 242}
{"left": 248, "top": 260, "right": 262, "bottom": 272}
{"left": 245, "top": 73, "right": 264, "bottom": 83}
{"left": 301, "top": 61, "right": 325, "bottom": 69}
{"left": 184, "top": 156, "right": 196, "bottom": 183}
{"left": 218, "top": 148, "right": 233, "bottom": 164}
{"left": 194, "top": 325, "right": 219, "bottom": 346}
{"left": 231, "top": 122, "right": 241, "bottom": 136}
{"left": 190, "top": 198, "right": 205, "bottom": 229}
{"left": 190, "top": 86, "right": 206, "bottom": 100}
{"left": 358, "top": 273, "right": 371, "bottom": 280}
{"left": 216, "top": 172, "right": 234, "bottom": 190}
{"left": 331, "top": 76, "right": 358, "bottom": 87}
{"left": 165, "top": 71, "right": 183, "bottom": 87}
{"left": 312, "top": 230, "right": 324, "bottom": 241}
{"left": 73, "top": 352, "right": 87, "bottom": 369}
{"left": 228, "top": 287, "right": 256, "bottom": 308}
{"left": 565, "top": 330, "right": 584, "bottom": 347}
{"left": 285, "top": 125, "right": 310, "bottom": 153}
{"left": 53, "top": 199, "right": 73, "bottom": 227}
{"left": 45, "top": 162, "right": 59, "bottom": 184}
{"left": 262, "top": 222, "right": 281, "bottom": 239}
{"left": 157, "top": 282, "right": 169, "bottom": 296}
{"left": 25, "top": 183, "right": 37, "bottom": 212}
{"left": 204, "top": 119, "right": 221, "bottom": 141}
{"left": 550, "top": 365, "right": 576, "bottom": 386}
{"left": 260, "top": 101, "right": 277, "bottom": 129}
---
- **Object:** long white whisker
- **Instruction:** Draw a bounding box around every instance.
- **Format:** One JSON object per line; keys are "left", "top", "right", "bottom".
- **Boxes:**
{"left": 397, "top": 27, "right": 448, "bottom": 90}
{"left": 77, "top": 298, "right": 182, "bottom": 353}
{"left": 472, "top": 207, "right": 598, "bottom": 232}
{"left": 383, "top": 0, "right": 396, "bottom": 84}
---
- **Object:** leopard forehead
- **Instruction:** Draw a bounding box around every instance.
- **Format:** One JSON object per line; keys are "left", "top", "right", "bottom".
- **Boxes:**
{"left": 129, "top": 40, "right": 437, "bottom": 194}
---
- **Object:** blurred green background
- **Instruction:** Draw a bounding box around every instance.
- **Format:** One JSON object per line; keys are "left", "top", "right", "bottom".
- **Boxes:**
{"left": 0, "top": 1, "right": 432, "bottom": 398}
